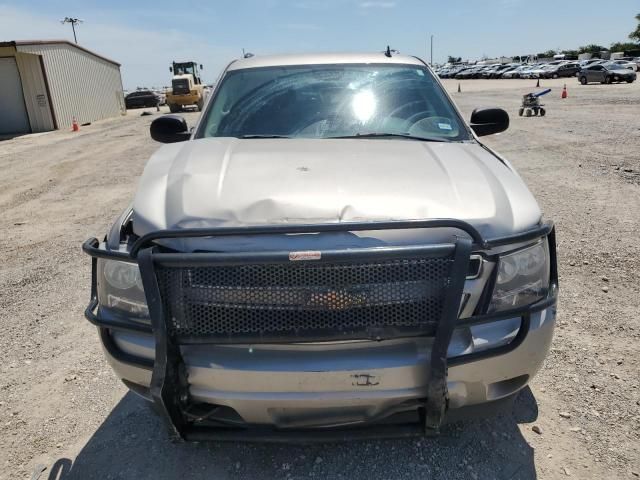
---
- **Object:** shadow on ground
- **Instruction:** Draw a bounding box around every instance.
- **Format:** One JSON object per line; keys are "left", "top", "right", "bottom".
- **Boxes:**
{"left": 46, "top": 389, "right": 538, "bottom": 480}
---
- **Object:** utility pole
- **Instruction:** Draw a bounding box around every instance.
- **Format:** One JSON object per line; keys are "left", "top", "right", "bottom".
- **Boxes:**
{"left": 430, "top": 34, "right": 434, "bottom": 66}
{"left": 61, "top": 17, "right": 82, "bottom": 44}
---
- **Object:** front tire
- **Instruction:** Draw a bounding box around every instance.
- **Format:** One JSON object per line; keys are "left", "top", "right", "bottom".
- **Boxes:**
{"left": 518, "top": 108, "right": 524, "bottom": 117}
{"left": 580, "top": 76, "right": 587, "bottom": 85}
{"left": 539, "top": 108, "right": 546, "bottom": 117}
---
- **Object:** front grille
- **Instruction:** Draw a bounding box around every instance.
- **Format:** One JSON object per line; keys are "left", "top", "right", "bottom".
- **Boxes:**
{"left": 172, "top": 79, "right": 190, "bottom": 95}
{"left": 154, "top": 255, "right": 456, "bottom": 342}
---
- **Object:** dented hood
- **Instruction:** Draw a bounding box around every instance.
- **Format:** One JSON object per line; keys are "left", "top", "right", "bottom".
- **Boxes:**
{"left": 132, "top": 138, "right": 541, "bottom": 248}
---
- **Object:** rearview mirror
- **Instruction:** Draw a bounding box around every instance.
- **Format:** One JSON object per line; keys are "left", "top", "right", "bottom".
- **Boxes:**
{"left": 470, "top": 107, "right": 509, "bottom": 137}
{"left": 150, "top": 115, "right": 190, "bottom": 143}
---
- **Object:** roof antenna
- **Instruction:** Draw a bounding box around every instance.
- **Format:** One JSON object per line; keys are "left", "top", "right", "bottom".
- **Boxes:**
{"left": 385, "top": 45, "right": 392, "bottom": 58}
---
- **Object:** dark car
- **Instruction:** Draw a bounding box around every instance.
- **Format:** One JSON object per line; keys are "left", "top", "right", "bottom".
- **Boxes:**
{"left": 578, "top": 63, "right": 637, "bottom": 85}
{"left": 125, "top": 90, "right": 161, "bottom": 109}
{"left": 542, "top": 62, "right": 580, "bottom": 79}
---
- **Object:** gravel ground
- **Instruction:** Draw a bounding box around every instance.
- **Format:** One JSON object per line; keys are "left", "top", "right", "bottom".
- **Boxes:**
{"left": 0, "top": 78, "right": 638, "bottom": 480}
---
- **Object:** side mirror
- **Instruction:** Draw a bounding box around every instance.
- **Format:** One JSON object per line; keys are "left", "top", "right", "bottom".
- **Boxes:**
{"left": 169, "top": 66, "right": 173, "bottom": 72}
{"left": 200, "top": 64, "right": 204, "bottom": 70}
{"left": 150, "top": 115, "right": 190, "bottom": 143}
{"left": 470, "top": 107, "right": 509, "bottom": 137}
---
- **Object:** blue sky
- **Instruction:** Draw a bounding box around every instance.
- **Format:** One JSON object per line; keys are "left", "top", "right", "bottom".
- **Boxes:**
{"left": 1, "top": 1, "right": 638, "bottom": 89}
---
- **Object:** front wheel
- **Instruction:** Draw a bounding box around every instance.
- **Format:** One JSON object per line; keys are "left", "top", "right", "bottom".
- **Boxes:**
{"left": 518, "top": 108, "right": 524, "bottom": 116}
{"left": 525, "top": 109, "right": 533, "bottom": 117}
{"left": 579, "top": 77, "right": 587, "bottom": 85}
{"left": 539, "top": 108, "right": 546, "bottom": 117}
{"left": 627, "top": 79, "right": 635, "bottom": 83}
{"left": 604, "top": 76, "right": 612, "bottom": 84}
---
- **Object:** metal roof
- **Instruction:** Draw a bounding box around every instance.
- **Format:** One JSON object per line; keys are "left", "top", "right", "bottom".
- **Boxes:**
{"left": 0, "top": 40, "right": 120, "bottom": 67}
{"left": 227, "top": 52, "right": 426, "bottom": 71}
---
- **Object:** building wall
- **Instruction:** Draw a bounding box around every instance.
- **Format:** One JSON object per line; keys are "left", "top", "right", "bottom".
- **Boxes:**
{"left": 0, "top": 45, "right": 15, "bottom": 56}
{"left": 16, "top": 43, "right": 125, "bottom": 128}
{"left": 14, "top": 52, "right": 55, "bottom": 133}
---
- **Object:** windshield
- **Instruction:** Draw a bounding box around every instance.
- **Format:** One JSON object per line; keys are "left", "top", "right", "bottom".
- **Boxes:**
{"left": 198, "top": 64, "right": 469, "bottom": 141}
{"left": 174, "top": 63, "right": 195, "bottom": 76}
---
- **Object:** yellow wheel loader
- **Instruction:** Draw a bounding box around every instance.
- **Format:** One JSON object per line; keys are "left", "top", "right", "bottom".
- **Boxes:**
{"left": 166, "top": 61, "right": 206, "bottom": 113}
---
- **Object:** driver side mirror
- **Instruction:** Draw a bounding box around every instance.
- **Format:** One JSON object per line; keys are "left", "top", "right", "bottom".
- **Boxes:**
{"left": 150, "top": 115, "right": 190, "bottom": 143}
{"left": 470, "top": 107, "right": 509, "bottom": 137}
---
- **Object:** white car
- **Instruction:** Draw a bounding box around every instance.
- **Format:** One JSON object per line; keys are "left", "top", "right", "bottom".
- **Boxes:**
{"left": 522, "top": 64, "right": 555, "bottom": 79}
{"left": 608, "top": 60, "right": 638, "bottom": 72}
{"left": 502, "top": 65, "right": 530, "bottom": 79}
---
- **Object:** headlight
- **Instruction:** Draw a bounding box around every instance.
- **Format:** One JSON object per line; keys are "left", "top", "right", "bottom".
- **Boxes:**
{"left": 488, "top": 241, "right": 550, "bottom": 313}
{"left": 97, "top": 259, "right": 149, "bottom": 318}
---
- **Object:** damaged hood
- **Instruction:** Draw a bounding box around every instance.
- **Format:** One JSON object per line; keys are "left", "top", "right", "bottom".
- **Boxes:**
{"left": 132, "top": 137, "right": 541, "bottom": 247}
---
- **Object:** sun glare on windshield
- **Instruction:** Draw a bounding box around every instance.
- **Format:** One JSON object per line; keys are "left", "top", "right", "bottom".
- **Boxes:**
{"left": 352, "top": 90, "right": 377, "bottom": 123}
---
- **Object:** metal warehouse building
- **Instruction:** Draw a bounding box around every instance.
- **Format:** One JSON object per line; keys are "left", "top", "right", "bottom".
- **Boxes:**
{"left": 0, "top": 40, "right": 125, "bottom": 135}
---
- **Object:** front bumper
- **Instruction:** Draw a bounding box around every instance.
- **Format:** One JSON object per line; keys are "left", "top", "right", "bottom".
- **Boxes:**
{"left": 100, "top": 305, "right": 555, "bottom": 426}
{"left": 83, "top": 219, "right": 557, "bottom": 441}
{"left": 166, "top": 92, "right": 199, "bottom": 105}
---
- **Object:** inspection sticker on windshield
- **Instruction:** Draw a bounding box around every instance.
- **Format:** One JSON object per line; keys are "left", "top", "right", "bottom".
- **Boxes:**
{"left": 289, "top": 251, "right": 322, "bottom": 261}
{"left": 438, "top": 123, "right": 453, "bottom": 130}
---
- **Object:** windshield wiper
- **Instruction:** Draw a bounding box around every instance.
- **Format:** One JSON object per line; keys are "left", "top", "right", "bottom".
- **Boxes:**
{"left": 238, "top": 134, "right": 291, "bottom": 139}
{"left": 328, "top": 133, "right": 450, "bottom": 142}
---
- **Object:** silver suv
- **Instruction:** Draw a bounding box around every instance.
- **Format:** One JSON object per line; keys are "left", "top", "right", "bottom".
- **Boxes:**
{"left": 83, "top": 52, "right": 558, "bottom": 442}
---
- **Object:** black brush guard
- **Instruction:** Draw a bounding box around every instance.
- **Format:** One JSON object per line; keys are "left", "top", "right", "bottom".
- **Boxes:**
{"left": 83, "top": 219, "right": 557, "bottom": 442}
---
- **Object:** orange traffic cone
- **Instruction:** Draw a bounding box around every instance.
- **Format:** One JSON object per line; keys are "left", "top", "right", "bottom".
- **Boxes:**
{"left": 72, "top": 117, "right": 79, "bottom": 132}
{"left": 561, "top": 84, "right": 568, "bottom": 99}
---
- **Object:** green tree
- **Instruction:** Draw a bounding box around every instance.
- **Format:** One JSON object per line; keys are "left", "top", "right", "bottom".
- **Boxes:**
{"left": 610, "top": 41, "right": 640, "bottom": 53}
{"left": 447, "top": 56, "right": 462, "bottom": 63}
{"left": 561, "top": 49, "right": 579, "bottom": 59}
{"left": 578, "top": 44, "right": 607, "bottom": 55}
{"left": 629, "top": 13, "right": 640, "bottom": 42}
{"left": 538, "top": 49, "right": 557, "bottom": 58}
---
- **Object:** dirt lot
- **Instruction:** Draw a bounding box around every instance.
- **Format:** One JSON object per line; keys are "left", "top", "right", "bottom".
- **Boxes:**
{"left": 0, "top": 77, "right": 638, "bottom": 480}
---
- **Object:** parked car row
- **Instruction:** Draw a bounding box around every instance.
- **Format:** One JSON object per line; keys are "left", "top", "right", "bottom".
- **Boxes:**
{"left": 436, "top": 58, "right": 638, "bottom": 83}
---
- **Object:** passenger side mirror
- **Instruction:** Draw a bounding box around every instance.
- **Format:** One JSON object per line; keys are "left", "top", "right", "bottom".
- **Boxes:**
{"left": 200, "top": 64, "right": 204, "bottom": 70}
{"left": 150, "top": 115, "right": 190, "bottom": 143}
{"left": 169, "top": 66, "right": 173, "bottom": 73}
{"left": 470, "top": 107, "right": 509, "bottom": 137}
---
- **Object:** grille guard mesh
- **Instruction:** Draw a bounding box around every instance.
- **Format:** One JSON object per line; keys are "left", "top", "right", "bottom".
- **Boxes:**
{"left": 154, "top": 255, "right": 455, "bottom": 342}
